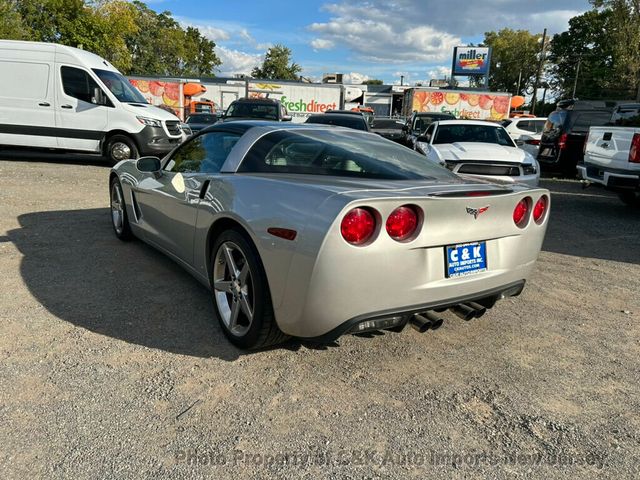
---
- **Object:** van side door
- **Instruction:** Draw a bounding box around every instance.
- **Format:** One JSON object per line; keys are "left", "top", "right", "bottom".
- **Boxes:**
{"left": 0, "top": 45, "right": 57, "bottom": 149}
{"left": 54, "top": 65, "right": 109, "bottom": 153}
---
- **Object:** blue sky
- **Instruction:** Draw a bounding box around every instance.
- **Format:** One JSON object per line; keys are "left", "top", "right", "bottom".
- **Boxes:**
{"left": 145, "top": 0, "right": 590, "bottom": 84}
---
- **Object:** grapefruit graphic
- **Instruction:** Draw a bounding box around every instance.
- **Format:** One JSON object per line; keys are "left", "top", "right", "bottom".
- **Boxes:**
{"left": 493, "top": 96, "right": 509, "bottom": 115}
{"left": 479, "top": 95, "right": 494, "bottom": 110}
{"left": 466, "top": 94, "right": 479, "bottom": 106}
{"left": 430, "top": 91, "right": 444, "bottom": 105}
{"left": 134, "top": 79, "right": 149, "bottom": 93}
{"left": 163, "top": 83, "right": 180, "bottom": 101}
{"left": 162, "top": 92, "right": 180, "bottom": 108}
{"left": 148, "top": 81, "right": 165, "bottom": 96}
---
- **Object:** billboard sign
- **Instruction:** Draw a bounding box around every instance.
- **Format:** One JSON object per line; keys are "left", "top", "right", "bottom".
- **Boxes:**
{"left": 452, "top": 46, "right": 491, "bottom": 76}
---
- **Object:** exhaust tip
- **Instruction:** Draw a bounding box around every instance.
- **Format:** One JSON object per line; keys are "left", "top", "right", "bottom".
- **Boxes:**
{"left": 450, "top": 304, "right": 476, "bottom": 321}
{"left": 466, "top": 302, "right": 487, "bottom": 318}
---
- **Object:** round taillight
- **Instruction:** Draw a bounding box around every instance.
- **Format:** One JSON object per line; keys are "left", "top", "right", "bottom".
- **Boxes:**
{"left": 533, "top": 195, "right": 548, "bottom": 224}
{"left": 513, "top": 198, "right": 530, "bottom": 227}
{"left": 341, "top": 207, "right": 376, "bottom": 245}
{"left": 386, "top": 205, "right": 419, "bottom": 241}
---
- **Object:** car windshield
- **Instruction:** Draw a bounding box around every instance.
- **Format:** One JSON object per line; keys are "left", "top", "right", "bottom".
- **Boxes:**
{"left": 433, "top": 124, "right": 515, "bottom": 147}
{"left": 187, "top": 114, "right": 217, "bottom": 124}
{"left": 239, "top": 129, "right": 459, "bottom": 180}
{"left": 413, "top": 115, "right": 454, "bottom": 133}
{"left": 226, "top": 102, "right": 278, "bottom": 120}
{"left": 305, "top": 115, "right": 367, "bottom": 131}
{"left": 372, "top": 119, "right": 404, "bottom": 129}
{"left": 92, "top": 69, "right": 147, "bottom": 104}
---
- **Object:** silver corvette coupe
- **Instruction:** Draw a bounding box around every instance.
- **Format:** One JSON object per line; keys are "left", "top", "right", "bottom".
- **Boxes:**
{"left": 109, "top": 121, "right": 550, "bottom": 349}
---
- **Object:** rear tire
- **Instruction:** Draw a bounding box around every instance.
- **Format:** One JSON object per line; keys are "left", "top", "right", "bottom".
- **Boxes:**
{"left": 105, "top": 134, "right": 138, "bottom": 166}
{"left": 618, "top": 191, "right": 640, "bottom": 207}
{"left": 210, "top": 229, "right": 288, "bottom": 349}
{"left": 109, "top": 177, "right": 133, "bottom": 241}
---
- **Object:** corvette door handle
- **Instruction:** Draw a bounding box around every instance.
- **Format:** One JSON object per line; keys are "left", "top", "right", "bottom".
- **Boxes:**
{"left": 38, "top": 102, "right": 50, "bottom": 107}
{"left": 199, "top": 180, "right": 210, "bottom": 199}
{"left": 61, "top": 104, "right": 73, "bottom": 109}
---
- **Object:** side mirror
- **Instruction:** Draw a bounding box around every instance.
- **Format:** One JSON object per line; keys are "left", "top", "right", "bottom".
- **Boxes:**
{"left": 136, "top": 156, "right": 162, "bottom": 174}
{"left": 92, "top": 87, "right": 107, "bottom": 106}
{"left": 282, "top": 115, "right": 293, "bottom": 122}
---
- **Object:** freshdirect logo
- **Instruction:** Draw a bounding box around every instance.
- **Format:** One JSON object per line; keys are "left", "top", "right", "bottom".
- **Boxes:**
{"left": 281, "top": 96, "right": 337, "bottom": 113}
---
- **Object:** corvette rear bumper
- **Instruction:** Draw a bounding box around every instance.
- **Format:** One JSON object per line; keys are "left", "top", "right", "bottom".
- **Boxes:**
{"left": 301, "top": 280, "right": 526, "bottom": 342}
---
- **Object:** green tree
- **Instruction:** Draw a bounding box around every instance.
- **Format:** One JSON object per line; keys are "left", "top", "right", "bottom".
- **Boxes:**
{"left": 547, "top": 9, "right": 623, "bottom": 99}
{"left": 363, "top": 79, "right": 383, "bottom": 85}
{"left": 591, "top": 0, "right": 640, "bottom": 99}
{"left": 481, "top": 29, "right": 542, "bottom": 94}
{"left": 0, "top": 0, "right": 29, "bottom": 39}
{"left": 251, "top": 44, "right": 301, "bottom": 80}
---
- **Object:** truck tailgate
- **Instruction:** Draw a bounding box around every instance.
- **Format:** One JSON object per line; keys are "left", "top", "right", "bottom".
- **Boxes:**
{"left": 585, "top": 126, "right": 639, "bottom": 169}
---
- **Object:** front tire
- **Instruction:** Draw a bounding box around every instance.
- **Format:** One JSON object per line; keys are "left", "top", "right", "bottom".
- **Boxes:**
{"left": 110, "top": 177, "right": 133, "bottom": 241}
{"left": 105, "top": 134, "right": 138, "bottom": 166}
{"left": 210, "top": 229, "right": 288, "bottom": 349}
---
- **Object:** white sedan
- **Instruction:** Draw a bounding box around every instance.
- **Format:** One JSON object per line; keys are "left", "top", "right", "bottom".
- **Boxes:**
{"left": 415, "top": 120, "right": 540, "bottom": 187}
{"left": 502, "top": 117, "right": 547, "bottom": 157}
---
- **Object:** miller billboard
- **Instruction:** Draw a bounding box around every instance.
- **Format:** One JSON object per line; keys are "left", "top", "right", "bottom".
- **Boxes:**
{"left": 452, "top": 46, "right": 491, "bottom": 76}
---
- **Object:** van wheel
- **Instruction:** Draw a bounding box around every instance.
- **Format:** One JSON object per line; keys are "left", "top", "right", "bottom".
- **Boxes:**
{"left": 618, "top": 191, "right": 640, "bottom": 207}
{"left": 106, "top": 135, "right": 138, "bottom": 166}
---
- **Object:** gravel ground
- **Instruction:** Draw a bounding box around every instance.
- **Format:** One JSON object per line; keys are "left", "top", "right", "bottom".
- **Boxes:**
{"left": 0, "top": 153, "right": 639, "bottom": 479}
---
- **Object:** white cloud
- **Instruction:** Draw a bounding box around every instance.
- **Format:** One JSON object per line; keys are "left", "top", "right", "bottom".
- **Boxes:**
{"left": 427, "top": 66, "right": 451, "bottom": 81}
{"left": 310, "top": 38, "right": 335, "bottom": 50}
{"left": 342, "top": 72, "right": 369, "bottom": 84}
{"left": 216, "top": 47, "right": 262, "bottom": 77}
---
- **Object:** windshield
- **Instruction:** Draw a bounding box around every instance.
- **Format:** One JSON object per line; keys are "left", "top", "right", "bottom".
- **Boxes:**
{"left": 306, "top": 115, "right": 368, "bottom": 131}
{"left": 187, "top": 114, "right": 217, "bottom": 124}
{"left": 226, "top": 102, "right": 278, "bottom": 120}
{"left": 92, "top": 69, "right": 148, "bottom": 104}
{"left": 239, "top": 129, "right": 459, "bottom": 180}
{"left": 433, "top": 124, "right": 515, "bottom": 147}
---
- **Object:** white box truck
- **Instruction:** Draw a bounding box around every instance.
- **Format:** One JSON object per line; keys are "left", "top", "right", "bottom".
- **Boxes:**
{"left": 401, "top": 88, "right": 511, "bottom": 121}
{"left": 0, "top": 40, "right": 184, "bottom": 164}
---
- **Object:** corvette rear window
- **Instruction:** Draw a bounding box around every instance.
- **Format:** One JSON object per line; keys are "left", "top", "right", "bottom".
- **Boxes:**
{"left": 238, "top": 130, "right": 458, "bottom": 180}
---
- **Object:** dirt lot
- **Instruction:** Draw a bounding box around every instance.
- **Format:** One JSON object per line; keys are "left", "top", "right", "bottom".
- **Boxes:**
{"left": 1, "top": 153, "right": 639, "bottom": 479}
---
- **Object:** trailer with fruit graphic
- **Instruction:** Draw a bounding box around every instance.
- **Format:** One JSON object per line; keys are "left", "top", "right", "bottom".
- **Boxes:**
{"left": 127, "top": 77, "right": 216, "bottom": 121}
{"left": 401, "top": 88, "right": 511, "bottom": 121}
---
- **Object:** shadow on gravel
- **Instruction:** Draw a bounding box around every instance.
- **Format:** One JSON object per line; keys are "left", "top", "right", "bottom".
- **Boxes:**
{"left": 541, "top": 180, "right": 640, "bottom": 264}
{"left": 7, "top": 208, "right": 301, "bottom": 360}
{"left": 0, "top": 148, "right": 108, "bottom": 166}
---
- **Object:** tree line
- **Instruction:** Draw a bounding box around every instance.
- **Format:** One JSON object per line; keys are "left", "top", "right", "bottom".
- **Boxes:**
{"left": 481, "top": 0, "right": 640, "bottom": 102}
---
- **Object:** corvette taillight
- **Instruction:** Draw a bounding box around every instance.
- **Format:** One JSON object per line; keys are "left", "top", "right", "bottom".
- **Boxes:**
{"left": 386, "top": 205, "right": 420, "bottom": 241}
{"left": 513, "top": 198, "right": 530, "bottom": 227}
{"left": 341, "top": 207, "right": 376, "bottom": 245}
{"left": 533, "top": 195, "right": 548, "bottom": 224}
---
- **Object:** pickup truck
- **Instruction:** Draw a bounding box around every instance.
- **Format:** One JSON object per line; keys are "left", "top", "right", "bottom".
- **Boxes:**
{"left": 577, "top": 103, "right": 640, "bottom": 206}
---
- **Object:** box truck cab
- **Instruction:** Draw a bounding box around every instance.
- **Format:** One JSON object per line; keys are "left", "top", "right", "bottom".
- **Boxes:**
{"left": 0, "top": 40, "right": 183, "bottom": 164}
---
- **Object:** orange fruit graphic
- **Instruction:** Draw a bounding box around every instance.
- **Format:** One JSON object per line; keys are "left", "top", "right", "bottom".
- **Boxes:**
{"left": 445, "top": 93, "right": 460, "bottom": 105}
{"left": 479, "top": 95, "right": 494, "bottom": 110}
{"left": 466, "top": 94, "right": 479, "bottom": 106}
{"left": 493, "top": 96, "right": 509, "bottom": 115}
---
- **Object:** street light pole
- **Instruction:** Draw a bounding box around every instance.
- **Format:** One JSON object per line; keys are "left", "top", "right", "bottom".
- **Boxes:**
{"left": 531, "top": 28, "right": 547, "bottom": 115}
{"left": 572, "top": 57, "right": 581, "bottom": 98}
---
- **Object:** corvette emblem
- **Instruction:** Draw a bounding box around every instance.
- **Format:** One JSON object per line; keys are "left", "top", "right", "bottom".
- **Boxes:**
{"left": 466, "top": 206, "right": 489, "bottom": 219}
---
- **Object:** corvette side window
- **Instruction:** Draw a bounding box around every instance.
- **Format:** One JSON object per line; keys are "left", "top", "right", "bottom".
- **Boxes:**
{"left": 165, "top": 132, "right": 240, "bottom": 173}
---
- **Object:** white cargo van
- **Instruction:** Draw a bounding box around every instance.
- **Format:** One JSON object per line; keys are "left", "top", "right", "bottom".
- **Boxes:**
{"left": 0, "top": 40, "right": 184, "bottom": 164}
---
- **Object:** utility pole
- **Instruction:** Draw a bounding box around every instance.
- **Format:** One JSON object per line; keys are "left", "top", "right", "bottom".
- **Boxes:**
{"left": 400, "top": 75, "right": 404, "bottom": 86}
{"left": 531, "top": 28, "right": 547, "bottom": 115}
{"left": 572, "top": 57, "right": 581, "bottom": 98}
{"left": 516, "top": 69, "right": 522, "bottom": 95}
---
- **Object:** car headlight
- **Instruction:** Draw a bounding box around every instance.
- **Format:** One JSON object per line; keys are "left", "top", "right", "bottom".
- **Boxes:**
{"left": 416, "top": 141, "right": 429, "bottom": 153}
{"left": 136, "top": 116, "right": 162, "bottom": 128}
{"left": 523, "top": 163, "right": 537, "bottom": 175}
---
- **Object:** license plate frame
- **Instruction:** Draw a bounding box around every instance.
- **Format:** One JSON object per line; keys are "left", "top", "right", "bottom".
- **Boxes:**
{"left": 445, "top": 241, "right": 488, "bottom": 278}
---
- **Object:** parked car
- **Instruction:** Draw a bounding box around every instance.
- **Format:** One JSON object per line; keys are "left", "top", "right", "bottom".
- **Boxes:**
{"left": 109, "top": 121, "right": 549, "bottom": 349}
{"left": 577, "top": 103, "right": 640, "bottom": 206}
{"left": 222, "top": 98, "right": 291, "bottom": 122}
{"left": 502, "top": 117, "right": 547, "bottom": 157}
{"left": 403, "top": 112, "right": 456, "bottom": 149}
{"left": 0, "top": 40, "right": 183, "bottom": 165}
{"left": 305, "top": 112, "right": 370, "bottom": 131}
{"left": 185, "top": 113, "right": 219, "bottom": 132}
{"left": 537, "top": 100, "right": 620, "bottom": 176}
{"left": 370, "top": 118, "right": 406, "bottom": 142}
{"left": 417, "top": 120, "right": 540, "bottom": 187}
